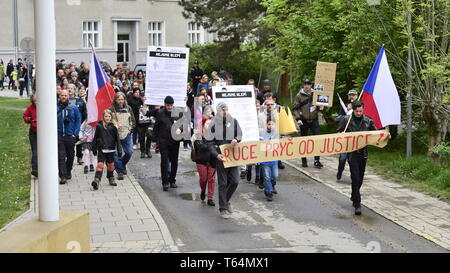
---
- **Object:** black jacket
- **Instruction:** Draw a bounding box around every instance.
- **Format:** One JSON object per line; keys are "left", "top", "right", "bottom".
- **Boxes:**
{"left": 337, "top": 114, "right": 377, "bottom": 157}
{"left": 127, "top": 95, "right": 143, "bottom": 123}
{"left": 92, "top": 122, "right": 122, "bottom": 154}
{"left": 206, "top": 115, "right": 242, "bottom": 159}
{"left": 153, "top": 108, "right": 184, "bottom": 143}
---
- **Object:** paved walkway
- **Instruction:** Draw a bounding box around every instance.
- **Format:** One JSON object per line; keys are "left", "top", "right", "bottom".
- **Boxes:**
{"left": 285, "top": 155, "right": 450, "bottom": 250}
{"left": 1, "top": 157, "right": 179, "bottom": 253}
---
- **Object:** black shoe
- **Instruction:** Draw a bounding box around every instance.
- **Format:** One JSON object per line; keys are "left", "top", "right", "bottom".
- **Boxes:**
{"left": 84, "top": 166, "right": 89, "bottom": 174}
{"left": 302, "top": 161, "right": 308, "bottom": 167}
{"left": 118, "top": 173, "right": 124, "bottom": 180}
{"left": 278, "top": 161, "right": 285, "bottom": 169}
{"left": 147, "top": 152, "right": 152, "bottom": 158}
{"left": 267, "top": 194, "right": 273, "bottom": 202}
{"left": 66, "top": 173, "right": 72, "bottom": 180}
{"left": 31, "top": 170, "right": 38, "bottom": 178}
{"left": 314, "top": 161, "right": 323, "bottom": 169}
{"left": 246, "top": 166, "right": 252, "bottom": 181}
{"left": 77, "top": 157, "right": 83, "bottom": 165}
{"left": 155, "top": 148, "right": 160, "bottom": 154}
{"left": 336, "top": 172, "right": 342, "bottom": 181}
{"left": 59, "top": 177, "right": 67, "bottom": 184}
{"left": 140, "top": 152, "right": 145, "bottom": 158}
{"left": 91, "top": 178, "right": 100, "bottom": 190}
{"left": 123, "top": 168, "right": 127, "bottom": 175}
{"left": 355, "top": 206, "right": 362, "bottom": 215}
{"left": 207, "top": 199, "right": 215, "bottom": 206}
{"left": 272, "top": 186, "right": 278, "bottom": 194}
{"left": 200, "top": 191, "right": 206, "bottom": 201}
{"left": 163, "top": 183, "right": 169, "bottom": 191}
{"left": 170, "top": 183, "right": 178, "bottom": 188}
{"left": 90, "top": 165, "right": 94, "bottom": 172}
{"left": 258, "top": 180, "right": 264, "bottom": 189}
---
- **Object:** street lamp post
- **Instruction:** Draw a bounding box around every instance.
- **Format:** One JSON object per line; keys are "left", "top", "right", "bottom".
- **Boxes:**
{"left": 34, "top": 0, "right": 59, "bottom": 222}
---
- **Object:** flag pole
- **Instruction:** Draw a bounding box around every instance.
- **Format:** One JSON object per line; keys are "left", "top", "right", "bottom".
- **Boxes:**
{"left": 88, "top": 39, "right": 115, "bottom": 106}
{"left": 343, "top": 91, "right": 364, "bottom": 133}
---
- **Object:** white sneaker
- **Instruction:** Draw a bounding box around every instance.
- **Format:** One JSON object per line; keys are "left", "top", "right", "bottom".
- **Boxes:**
{"left": 220, "top": 210, "right": 231, "bottom": 219}
{"left": 133, "top": 145, "right": 137, "bottom": 150}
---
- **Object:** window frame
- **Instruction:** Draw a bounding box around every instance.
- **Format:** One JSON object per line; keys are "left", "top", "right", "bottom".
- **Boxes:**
{"left": 82, "top": 20, "right": 102, "bottom": 49}
{"left": 148, "top": 21, "right": 165, "bottom": 47}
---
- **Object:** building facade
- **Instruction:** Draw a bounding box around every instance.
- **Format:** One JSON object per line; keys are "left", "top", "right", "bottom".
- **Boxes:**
{"left": 0, "top": 0, "right": 213, "bottom": 67}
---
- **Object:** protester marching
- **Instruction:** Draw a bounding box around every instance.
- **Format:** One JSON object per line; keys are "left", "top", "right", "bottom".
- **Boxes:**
{"left": 16, "top": 40, "right": 400, "bottom": 221}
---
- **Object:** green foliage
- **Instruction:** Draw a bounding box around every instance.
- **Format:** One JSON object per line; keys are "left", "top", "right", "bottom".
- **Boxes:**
{"left": 0, "top": 99, "right": 31, "bottom": 229}
{"left": 430, "top": 142, "right": 450, "bottom": 167}
{"left": 189, "top": 43, "right": 263, "bottom": 84}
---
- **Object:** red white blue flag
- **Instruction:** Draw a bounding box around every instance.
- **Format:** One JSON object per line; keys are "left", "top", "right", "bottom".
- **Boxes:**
{"left": 361, "top": 45, "right": 401, "bottom": 129}
{"left": 86, "top": 52, "right": 115, "bottom": 126}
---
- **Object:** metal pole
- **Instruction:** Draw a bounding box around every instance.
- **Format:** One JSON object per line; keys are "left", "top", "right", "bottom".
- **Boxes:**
{"left": 13, "top": 0, "right": 19, "bottom": 63}
{"left": 34, "top": 0, "right": 59, "bottom": 222}
{"left": 406, "top": 10, "right": 413, "bottom": 157}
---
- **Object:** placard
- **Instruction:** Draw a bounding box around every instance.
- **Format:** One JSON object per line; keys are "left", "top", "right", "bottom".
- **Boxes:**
{"left": 314, "top": 61, "right": 337, "bottom": 93}
{"left": 145, "top": 46, "right": 190, "bottom": 107}
{"left": 212, "top": 85, "right": 259, "bottom": 142}
{"left": 312, "top": 90, "right": 334, "bottom": 107}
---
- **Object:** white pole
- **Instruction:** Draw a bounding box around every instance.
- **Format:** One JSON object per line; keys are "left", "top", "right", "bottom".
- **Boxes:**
{"left": 34, "top": 0, "right": 59, "bottom": 222}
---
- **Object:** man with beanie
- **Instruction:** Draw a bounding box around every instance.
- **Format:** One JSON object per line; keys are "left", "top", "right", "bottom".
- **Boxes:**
{"left": 292, "top": 78, "right": 324, "bottom": 168}
{"left": 153, "top": 96, "right": 184, "bottom": 191}
{"left": 206, "top": 102, "right": 242, "bottom": 219}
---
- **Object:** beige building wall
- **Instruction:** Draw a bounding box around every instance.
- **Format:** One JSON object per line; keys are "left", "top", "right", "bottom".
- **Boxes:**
{"left": 0, "top": 0, "right": 215, "bottom": 66}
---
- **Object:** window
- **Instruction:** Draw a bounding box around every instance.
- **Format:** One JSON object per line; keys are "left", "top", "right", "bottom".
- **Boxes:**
{"left": 188, "top": 22, "right": 203, "bottom": 45}
{"left": 148, "top": 22, "right": 164, "bottom": 46}
{"left": 82, "top": 21, "right": 101, "bottom": 48}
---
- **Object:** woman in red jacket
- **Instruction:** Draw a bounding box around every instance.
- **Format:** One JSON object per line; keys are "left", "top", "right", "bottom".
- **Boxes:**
{"left": 23, "top": 95, "right": 37, "bottom": 177}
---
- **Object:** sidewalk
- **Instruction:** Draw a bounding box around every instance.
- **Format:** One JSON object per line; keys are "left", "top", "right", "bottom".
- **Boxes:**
{"left": 1, "top": 160, "right": 179, "bottom": 253}
{"left": 285, "top": 155, "right": 450, "bottom": 250}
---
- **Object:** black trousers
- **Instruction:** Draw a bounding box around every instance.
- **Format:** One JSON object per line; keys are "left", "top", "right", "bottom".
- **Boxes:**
{"left": 29, "top": 129, "right": 38, "bottom": 171}
{"left": 137, "top": 125, "right": 151, "bottom": 154}
{"left": 58, "top": 135, "right": 76, "bottom": 178}
{"left": 159, "top": 140, "right": 180, "bottom": 184}
{"left": 348, "top": 151, "right": 367, "bottom": 207}
{"left": 337, "top": 152, "right": 348, "bottom": 178}
{"left": 300, "top": 119, "right": 320, "bottom": 162}
{"left": 76, "top": 143, "right": 83, "bottom": 159}
{"left": 216, "top": 161, "right": 240, "bottom": 211}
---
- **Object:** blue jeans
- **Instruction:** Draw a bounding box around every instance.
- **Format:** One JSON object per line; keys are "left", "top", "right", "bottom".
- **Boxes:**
{"left": 115, "top": 134, "right": 133, "bottom": 174}
{"left": 262, "top": 163, "right": 278, "bottom": 195}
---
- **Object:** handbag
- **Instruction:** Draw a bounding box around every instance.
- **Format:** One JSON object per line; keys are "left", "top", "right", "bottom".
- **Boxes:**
{"left": 19, "top": 77, "right": 25, "bottom": 82}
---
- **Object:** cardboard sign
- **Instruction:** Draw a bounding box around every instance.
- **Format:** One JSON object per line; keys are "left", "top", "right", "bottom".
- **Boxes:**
{"left": 314, "top": 61, "right": 337, "bottom": 93}
{"left": 220, "top": 130, "right": 389, "bottom": 168}
{"left": 312, "top": 90, "right": 334, "bottom": 107}
{"left": 313, "top": 61, "right": 336, "bottom": 107}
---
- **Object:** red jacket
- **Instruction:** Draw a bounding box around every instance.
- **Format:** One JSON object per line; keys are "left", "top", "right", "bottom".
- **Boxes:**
{"left": 23, "top": 103, "right": 37, "bottom": 132}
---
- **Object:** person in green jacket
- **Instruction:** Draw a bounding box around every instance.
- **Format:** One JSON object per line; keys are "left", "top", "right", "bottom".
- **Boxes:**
{"left": 10, "top": 68, "right": 18, "bottom": 91}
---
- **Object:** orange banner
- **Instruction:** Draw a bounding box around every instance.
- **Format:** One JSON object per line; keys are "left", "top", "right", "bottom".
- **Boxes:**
{"left": 220, "top": 130, "right": 389, "bottom": 168}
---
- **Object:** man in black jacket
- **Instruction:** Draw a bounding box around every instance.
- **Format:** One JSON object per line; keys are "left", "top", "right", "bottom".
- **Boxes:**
{"left": 206, "top": 102, "right": 242, "bottom": 219}
{"left": 337, "top": 101, "right": 387, "bottom": 215}
{"left": 153, "top": 96, "right": 185, "bottom": 191}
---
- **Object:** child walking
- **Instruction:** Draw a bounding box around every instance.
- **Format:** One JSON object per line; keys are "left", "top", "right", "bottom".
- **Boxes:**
{"left": 91, "top": 109, "right": 123, "bottom": 190}
{"left": 260, "top": 119, "right": 280, "bottom": 201}
{"left": 79, "top": 120, "right": 96, "bottom": 174}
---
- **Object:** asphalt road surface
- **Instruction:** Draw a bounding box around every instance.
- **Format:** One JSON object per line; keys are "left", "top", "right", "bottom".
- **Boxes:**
{"left": 129, "top": 148, "right": 447, "bottom": 253}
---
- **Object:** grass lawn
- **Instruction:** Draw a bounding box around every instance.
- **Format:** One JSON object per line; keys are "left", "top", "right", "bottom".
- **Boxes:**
{"left": 0, "top": 97, "right": 31, "bottom": 229}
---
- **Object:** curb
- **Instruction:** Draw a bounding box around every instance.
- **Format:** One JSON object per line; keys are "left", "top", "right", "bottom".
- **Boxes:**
{"left": 127, "top": 172, "right": 179, "bottom": 252}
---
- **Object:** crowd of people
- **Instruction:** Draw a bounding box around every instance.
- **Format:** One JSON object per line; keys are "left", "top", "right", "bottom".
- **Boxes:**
{"left": 0, "top": 58, "right": 35, "bottom": 97}
{"left": 21, "top": 59, "right": 380, "bottom": 218}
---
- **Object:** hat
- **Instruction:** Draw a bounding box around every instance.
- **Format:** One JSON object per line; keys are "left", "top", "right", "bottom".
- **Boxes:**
{"left": 348, "top": 89, "right": 358, "bottom": 95}
{"left": 216, "top": 102, "right": 228, "bottom": 112}
{"left": 303, "top": 78, "right": 312, "bottom": 84}
{"left": 263, "top": 79, "right": 270, "bottom": 86}
{"left": 71, "top": 71, "right": 78, "bottom": 77}
{"left": 164, "top": 96, "right": 174, "bottom": 104}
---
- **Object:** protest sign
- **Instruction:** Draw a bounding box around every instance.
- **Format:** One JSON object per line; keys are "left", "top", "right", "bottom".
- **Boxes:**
{"left": 212, "top": 85, "right": 259, "bottom": 142}
{"left": 220, "top": 130, "right": 389, "bottom": 168}
{"left": 145, "top": 46, "right": 189, "bottom": 107}
{"left": 313, "top": 61, "right": 336, "bottom": 107}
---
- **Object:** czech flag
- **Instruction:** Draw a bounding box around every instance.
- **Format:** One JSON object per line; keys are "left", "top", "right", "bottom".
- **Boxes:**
{"left": 86, "top": 52, "right": 115, "bottom": 126}
{"left": 361, "top": 45, "right": 401, "bottom": 129}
